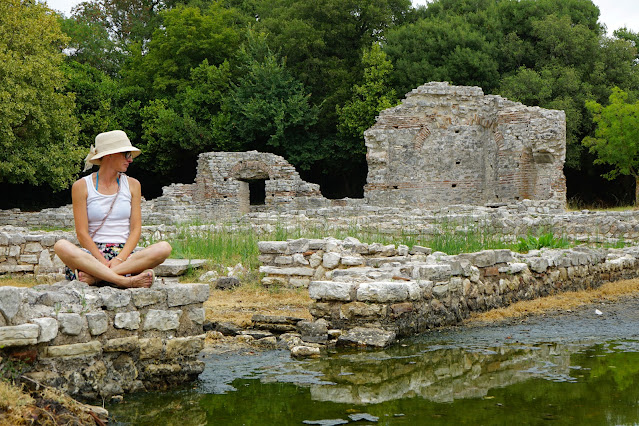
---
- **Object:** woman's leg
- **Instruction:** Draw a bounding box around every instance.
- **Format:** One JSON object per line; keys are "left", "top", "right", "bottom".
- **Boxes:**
{"left": 110, "top": 241, "right": 172, "bottom": 276}
{"left": 54, "top": 239, "right": 154, "bottom": 288}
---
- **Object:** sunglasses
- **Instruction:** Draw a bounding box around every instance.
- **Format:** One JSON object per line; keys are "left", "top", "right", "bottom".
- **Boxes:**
{"left": 122, "top": 151, "right": 133, "bottom": 160}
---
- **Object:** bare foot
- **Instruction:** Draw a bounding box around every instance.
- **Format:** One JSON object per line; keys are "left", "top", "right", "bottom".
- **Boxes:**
{"left": 77, "top": 270, "right": 98, "bottom": 285}
{"left": 123, "top": 269, "right": 154, "bottom": 288}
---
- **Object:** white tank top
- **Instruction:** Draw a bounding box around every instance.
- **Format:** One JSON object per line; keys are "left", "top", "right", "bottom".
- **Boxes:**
{"left": 84, "top": 174, "right": 132, "bottom": 243}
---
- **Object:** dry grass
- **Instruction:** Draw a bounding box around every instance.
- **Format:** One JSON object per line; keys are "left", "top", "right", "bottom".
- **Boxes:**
{"left": 467, "top": 278, "right": 639, "bottom": 323}
{"left": 0, "top": 379, "right": 106, "bottom": 426}
{"left": 0, "top": 276, "right": 38, "bottom": 288}
{"left": 204, "top": 284, "right": 313, "bottom": 327}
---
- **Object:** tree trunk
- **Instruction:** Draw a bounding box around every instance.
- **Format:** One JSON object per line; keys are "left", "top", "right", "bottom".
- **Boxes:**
{"left": 636, "top": 176, "right": 639, "bottom": 207}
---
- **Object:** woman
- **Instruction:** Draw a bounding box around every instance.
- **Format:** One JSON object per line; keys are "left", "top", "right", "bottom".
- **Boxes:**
{"left": 54, "top": 130, "right": 171, "bottom": 288}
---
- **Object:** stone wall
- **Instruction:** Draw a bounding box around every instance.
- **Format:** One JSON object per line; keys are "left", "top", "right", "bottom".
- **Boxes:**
{"left": 259, "top": 237, "right": 639, "bottom": 337}
{"left": 149, "top": 151, "right": 330, "bottom": 223}
{"left": 364, "top": 82, "right": 566, "bottom": 208}
{"left": 0, "top": 280, "right": 209, "bottom": 399}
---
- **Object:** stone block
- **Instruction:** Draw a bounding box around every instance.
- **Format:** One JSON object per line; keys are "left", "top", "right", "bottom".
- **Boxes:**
{"left": 410, "top": 245, "right": 432, "bottom": 255}
{"left": 432, "top": 283, "right": 449, "bottom": 298}
{"left": 19, "top": 255, "right": 39, "bottom": 264}
{"left": 145, "top": 363, "right": 181, "bottom": 375}
{"left": 165, "top": 336, "right": 203, "bottom": 358}
{"left": 494, "top": 249, "right": 514, "bottom": 264}
{"left": 289, "top": 278, "right": 310, "bottom": 288}
{"left": 153, "top": 259, "right": 206, "bottom": 277}
{"left": 274, "top": 255, "right": 293, "bottom": 265}
{"left": 340, "top": 301, "right": 384, "bottom": 319}
{"left": 298, "top": 320, "right": 328, "bottom": 344}
{"left": 337, "top": 327, "right": 396, "bottom": 348}
{"left": 24, "top": 242, "right": 44, "bottom": 253}
{"left": 286, "top": 238, "right": 309, "bottom": 254}
{"left": 357, "top": 282, "right": 410, "bottom": 303}
{"left": 186, "top": 307, "right": 205, "bottom": 324}
{"left": 341, "top": 256, "right": 364, "bottom": 266}
{"left": 0, "top": 264, "right": 33, "bottom": 273}
{"left": 308, "top": 281, "right": 353, "bottom": 301}
{"left": 258, "top": 241, "right": 288, "bottom": 254}
{"left": 44, "top": 341, "right": 102, "bottom": 358}
{"left": 143, "top": 309, "right": 182, "bottom": 331}
{"left": 469, "top": 250, "right": 497, "bottom": 267}
{"left": 130, "top": 289, "right": 165, "bottom": 307}
{"left": 309, "top": 252, "right": 323, "bottom": 268}
{"left": 86, "top": 312, "right": 108, "bottom": 336}
{"left": 0, "top": 324, "right": 39, "bottom": 347}
{"left": 322, "top": 252, "right": 342, "bottom": 269}
{"left": 98, "top": 287, "right": 131, "bottom": 309}
{"left": 57, "top": 313, "right": 84, "bottom": 336}
{"left": 292, "top": 253, "right": 309, "bottom": 265}
{"left": 0, "top": 287, "right": 22, "bottom": 321}
{"left": 412, "top": 264, "right": 452, "bottom": 281}
{"left": 139, "top": 338, "right": 163, "bottom": 359}
{"left": 114, "top": 311, "right": 141, "bottom": 330}
{"left": 166, "top": 283, "right": 210, "bottom": 307}
{"left": 31, "top": 317, "right": 58, "bottom": 343}
{"left": 259, "top": 266, "right": 315, "bottom": 276}
{"left": 104, "top": 337, "right": 139, "bottom": 352}
{"left": 261, "top": 276, "right": 288, "bottom": 286}
{"left": 528, "top": 258, "right": 550, "bottom": 273}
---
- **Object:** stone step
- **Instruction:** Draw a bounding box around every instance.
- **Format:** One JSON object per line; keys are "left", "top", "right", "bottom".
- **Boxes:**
{"left": 153, "top": 259, "right": 207, "bottom": 277}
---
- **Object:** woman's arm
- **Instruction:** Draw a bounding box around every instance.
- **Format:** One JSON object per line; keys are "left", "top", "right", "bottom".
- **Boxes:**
{"left": 114, "top": 176, "right": 142, "bottom": 263}
{"left": 72, "top": 177, "right": 108, "bottom": 265}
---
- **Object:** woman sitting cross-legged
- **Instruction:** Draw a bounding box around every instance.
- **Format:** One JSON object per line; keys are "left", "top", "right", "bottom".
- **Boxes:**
{"left": 54, "top": 130, "right": 171, "bottom": 288}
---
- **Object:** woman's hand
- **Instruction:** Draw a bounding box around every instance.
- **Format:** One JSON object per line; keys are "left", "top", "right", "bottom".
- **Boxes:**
{"left": 106, "top": 256, "right": 124, "bottom": 269}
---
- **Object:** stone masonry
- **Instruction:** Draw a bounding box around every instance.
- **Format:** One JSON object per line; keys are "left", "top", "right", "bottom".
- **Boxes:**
{"left": 259, "top": 237, "right": 639, "bottom": 338}
{"left": 148, "top": 151, "right": 330, "bottom": 223}
{"left": 364, "top": 82, "right": 567, "bottom": 208}
{"left": 0, "top": 280, "right": 209, "bottom": 399}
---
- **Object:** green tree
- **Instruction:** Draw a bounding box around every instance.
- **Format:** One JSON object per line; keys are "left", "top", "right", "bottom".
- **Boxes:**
{"left": 0, "top": 0, "right": 81, "bottom": 190}
{"left": 583, "top": 88, "right": 639, "bottom": 204}
{"left": 225, "top": 30, "right": 319, "bottom": 169}
{"left": 58, "top": 11, "right": 122, "bottom": 76}
{"left": 139, "top": 59, "right": 234, "bottom": 182}
{"left": 256, "top": 0, "right": 411, "bottom": 129}
{"left": 337, "top": 43, "right": 398, "bottom": 151}
{"left": 123, "top": 4, "right": 243, "bottom": 98}
{"left": 384, "top": 13, "right": 500, "bottom": 96}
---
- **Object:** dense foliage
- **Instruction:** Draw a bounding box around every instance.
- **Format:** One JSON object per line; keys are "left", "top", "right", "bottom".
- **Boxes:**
{"left": 1, "top": 0, "right": 638, "bottom": 206}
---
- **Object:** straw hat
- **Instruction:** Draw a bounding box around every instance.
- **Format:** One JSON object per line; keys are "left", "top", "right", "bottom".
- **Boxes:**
{"left": 83, "top": 130, "right": 141, "bottom": 171}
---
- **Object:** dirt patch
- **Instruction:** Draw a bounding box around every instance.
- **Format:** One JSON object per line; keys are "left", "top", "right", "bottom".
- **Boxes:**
{"left": 204, "top": 285, "right": 313, "bottom": 327}
{"left": 466, "top": 278, "right": 639, "bottom": 325}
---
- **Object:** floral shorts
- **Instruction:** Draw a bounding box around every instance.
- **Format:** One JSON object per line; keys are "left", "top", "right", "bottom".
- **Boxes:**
{"left": 65, "top": 243, "right": 126, "bottom": 281}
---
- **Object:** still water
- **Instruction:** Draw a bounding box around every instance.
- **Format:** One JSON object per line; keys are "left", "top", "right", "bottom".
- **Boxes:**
{"left": 107, "top": 312, "right": 639, "bottom": 425}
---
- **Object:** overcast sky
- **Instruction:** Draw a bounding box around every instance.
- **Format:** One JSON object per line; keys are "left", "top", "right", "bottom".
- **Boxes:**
{"left": 44, "top": 0, "right": 639, "bottom": 35}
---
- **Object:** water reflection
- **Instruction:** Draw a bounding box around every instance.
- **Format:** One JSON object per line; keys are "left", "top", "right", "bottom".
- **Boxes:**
{"left": 107, "top": 339, "right": 639, "bottom": 425}
{"left": 262, "top": 342, "right": 579, "bottom": 405}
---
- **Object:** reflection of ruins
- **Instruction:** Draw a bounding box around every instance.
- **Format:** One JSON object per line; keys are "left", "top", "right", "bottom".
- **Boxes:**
{"left": 285, "top": 343, "right": 576, "bottom": 405}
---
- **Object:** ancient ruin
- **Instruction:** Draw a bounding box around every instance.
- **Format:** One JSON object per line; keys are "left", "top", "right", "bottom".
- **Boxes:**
{"left": 364, "top": 82, "right": 567, "bottom": 208}
{"left": 149, "top": 151, "right": 330, "bottom": 223}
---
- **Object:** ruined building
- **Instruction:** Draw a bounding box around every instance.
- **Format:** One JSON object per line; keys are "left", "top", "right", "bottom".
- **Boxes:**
{"left": 4, "top": 82, "right": 566, "bottom": 226}
{"left": 149, "top": 82, "right": 566, "bottom": 221}
{"left": 150, "top": 151, "right": 330, "bottom": 222}
{"left": 364, "top": 82, "right": 566, "bottom": 208}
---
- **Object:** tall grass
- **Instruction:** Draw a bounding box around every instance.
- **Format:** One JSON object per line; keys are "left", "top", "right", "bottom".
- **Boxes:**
{"left": 166, "top": 220, "right": 538, "bottom": 269}
{"left": 169, "top": 226, "right": 262, "bottom": 270}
